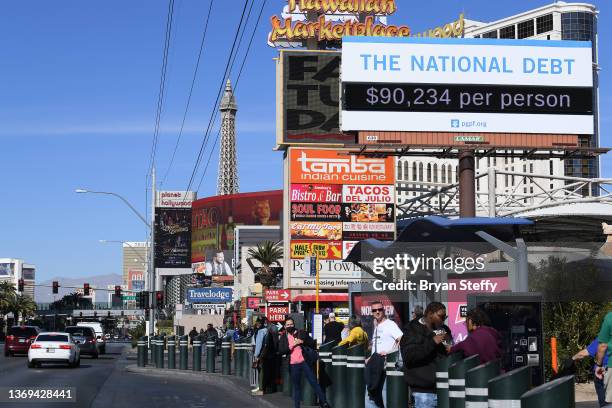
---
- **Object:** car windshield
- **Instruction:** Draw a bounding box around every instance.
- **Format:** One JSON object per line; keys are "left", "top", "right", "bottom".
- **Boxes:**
{"left": 36, "top": 334, "right": 69, "bottom": 342}
{"left": 65, "top": 328, "right": 93, "bottom": 337}
{"left": 8, "top": 327, "right": 38, "bottom": 337}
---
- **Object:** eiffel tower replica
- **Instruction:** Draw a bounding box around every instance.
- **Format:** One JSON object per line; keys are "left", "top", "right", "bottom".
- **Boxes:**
{"left": 217, "top": 79, "right": 239, "bottom": 195}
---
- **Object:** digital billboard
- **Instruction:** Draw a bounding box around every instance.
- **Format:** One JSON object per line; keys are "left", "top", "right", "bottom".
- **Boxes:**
{"left": 278, "top": 51, "right": 354, "bottom": 145}
{"left": 286, "top": 148, "right": 395, "bottom": 288}
{"left": 341, "top": 37, "right": 594, "bottom": 134}
{"left": 191, "top": 191, "right": 283, "bottom": 281}
{"left": 154, "top": 207, "right": 191, "bottom": 268}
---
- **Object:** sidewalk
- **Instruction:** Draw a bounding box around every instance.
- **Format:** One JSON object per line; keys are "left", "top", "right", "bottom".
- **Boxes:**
{"left": 125, "top": 364, "right": 297, "bottom": 408}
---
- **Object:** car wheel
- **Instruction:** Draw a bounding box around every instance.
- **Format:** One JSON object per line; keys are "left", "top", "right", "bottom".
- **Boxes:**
{"left": 76, "top": 358, "right": 80, "bottom": 367}
{"left": 100, "top": 346, "right": 106, "bottom": 355}
{"left": 4, "top": 350, "right": 9, "bottom": 357}
{"left": 92, "top": 352, "right": 99, "bottom": 359}
{"left": 27, "top": 360, "right": 35, "bottom": 368}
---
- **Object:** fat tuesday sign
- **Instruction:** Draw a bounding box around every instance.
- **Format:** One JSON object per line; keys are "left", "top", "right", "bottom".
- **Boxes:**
{"left": 269, "top": 0, "right": 464, "bottom": 46}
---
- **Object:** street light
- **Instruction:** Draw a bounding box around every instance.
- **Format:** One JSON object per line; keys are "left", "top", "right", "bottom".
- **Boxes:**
{"left": 74, "top": 189, "right": 150, "bottom": 228}
{"left": 76, "top": 186, "right": 157, "bottom": 336}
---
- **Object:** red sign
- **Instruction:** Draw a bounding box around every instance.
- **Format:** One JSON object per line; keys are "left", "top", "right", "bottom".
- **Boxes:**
{"left": 247, "top": 297, "right": 263, "bottom": 309}
{"left": 290, "top": 184, "right": 342, "bottom": 203}
{"left": 267, "top": 304, "right": 289, "bottom": 322}
{"left": 264, "top": 289, "right": 291, "bottom": 302}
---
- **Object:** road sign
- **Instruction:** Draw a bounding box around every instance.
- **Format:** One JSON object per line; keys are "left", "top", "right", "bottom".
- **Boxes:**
{"left": 122, "top": 295, "right": 136, "bottom": 301}
{"left": 264, "top": 289, "right": 291, "bottom": 303}
{"left": 266, "top": 304, "right": 289, "bottom": 322}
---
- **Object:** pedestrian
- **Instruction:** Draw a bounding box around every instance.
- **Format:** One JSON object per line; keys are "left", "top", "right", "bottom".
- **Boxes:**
{"left": 449, "top": 308, "right": 501, "bottom": 363}
{"left": 323, "top": 312, "right": 344, "bottom": 344}
{"left": 252, "top": 317, "right": 267, "bottom": 395}
{"left": 412, "top": 305, "right": 424, "bottom": 320}
{"left": 339, "top": 316, "right": 369, "bottom": 347}
{"left": 262, "top": 322, "right": 280, "bottom": 393}
{"left": 573, "top": 338, "right": 609, "bottom": 407}
{"left": 188, "top": 326, "right": 198, "bottom": 346}
{"left": 595, "top": 311, "right": 612, "bottom": 407}
{"left": 401, "top": 301, "right": 450, "bottom": 408}
{"left": 204, "top": 323, "right": 218, "bottom": 342}
{"left": 278, "top": 317, "right": 331, "bottom": 408}
{"left": 365, "top": 301, "right": 403, "bottom": 408}
{"left": 199, "top": 328, "right": 205, "bottom": 338}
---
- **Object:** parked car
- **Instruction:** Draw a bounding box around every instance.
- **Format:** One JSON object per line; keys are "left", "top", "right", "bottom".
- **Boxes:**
{"left": 27, "top": 332, "right": 80, "bottom": 368}
{"left": 4, "top": 326, "right": 41, "bottom": 357}
{"left": 77, "top": 322, "right": 105, "bottom": 354}
{"left": 64, "top": 326, "right": 98, "bottom": 358}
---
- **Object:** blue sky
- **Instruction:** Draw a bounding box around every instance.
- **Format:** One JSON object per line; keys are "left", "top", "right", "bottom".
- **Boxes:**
{"left": 0, "top": 0, "right": 609, "bottom": 283}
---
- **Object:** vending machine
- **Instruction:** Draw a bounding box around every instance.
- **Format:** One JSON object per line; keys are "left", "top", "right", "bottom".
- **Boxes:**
{"left": 467, "top": 292, "right": 544, "bottom": 386}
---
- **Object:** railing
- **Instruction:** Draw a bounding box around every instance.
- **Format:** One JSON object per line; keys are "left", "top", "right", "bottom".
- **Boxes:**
{"left": 397, "top": 169, "right": 612, "bottom": 219}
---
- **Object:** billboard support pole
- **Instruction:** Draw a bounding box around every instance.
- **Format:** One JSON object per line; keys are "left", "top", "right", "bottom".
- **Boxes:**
{"left": 315, "top": 254, "right": 320, "bottom": 314}
{"left": 149, "top": 167, "right": 156, "bottom": 337}
{"left": 459, "top": 149, "right": 476, "bottom": 217}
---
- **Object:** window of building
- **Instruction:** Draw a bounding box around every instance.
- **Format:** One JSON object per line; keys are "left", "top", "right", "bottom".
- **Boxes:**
{"left": 427, "top": 163, "right": 432, "bottom": 182}
{"left": 562, "top": 12, "right": 594, "bottom": 41}
{"left": 433, "top": 164, "right": 438, "bottom": 183}
{"left": 397, "top": 162, "right": 403, "bottom": 180}
{"left": 482, "top": 30, "right": 498, "bottom": 39}
{"left": 454, "top": 166, "right": 458, "bottom": 182}
{"left": 499, "top": 25, "right": 516, "bottom": 39}
{"left": 418, "top": 162, "right": 424, "bottom": 182}
{"left": 441, "top": 165, "right": 446, "bottom": 183}
{"left": 536, "top": 14, "right": 553, "bottom": 34}
{"left": 517, "top": 19, "right": 535, "bottom": 39}
{"left": 474, "top": 35, "right": 481, "bottom": 39}
{"left": 412, "top": 163, "right": 417, "bottom": 181}
{"left": 403, "top": 161, "right": 409, "bottom": 180}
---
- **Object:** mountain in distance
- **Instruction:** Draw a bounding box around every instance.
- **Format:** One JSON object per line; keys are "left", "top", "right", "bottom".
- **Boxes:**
{"left": 36, "top": 273, "right": 123, "bottom": 304}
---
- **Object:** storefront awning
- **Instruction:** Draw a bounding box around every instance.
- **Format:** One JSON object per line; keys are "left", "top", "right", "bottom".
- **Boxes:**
{"left": 292, "top": 293, "right": 348, "bottom": 302}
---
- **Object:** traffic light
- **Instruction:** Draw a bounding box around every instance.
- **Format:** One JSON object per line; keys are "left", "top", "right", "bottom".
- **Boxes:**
{"left": 52, "top": 281, "right": 59, "bottom": 294}
{"left": 137, "top": 292, "right": 149, "bottom": 309}
{"left": 114, "top": 285, "right": 122, "bottom": 297}
{"left": 18, "top": 279, "right": 24, "bottom": 292}
{"left": 156, "top": 291, "right": 164, "bottom": 308}
{"left": 84, "top": 283, "right": 90, "bottom": 296}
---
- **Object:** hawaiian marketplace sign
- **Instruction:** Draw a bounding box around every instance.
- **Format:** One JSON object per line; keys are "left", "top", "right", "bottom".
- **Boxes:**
{"left": 269, "top": 0, "right": 464, "bottom": 46}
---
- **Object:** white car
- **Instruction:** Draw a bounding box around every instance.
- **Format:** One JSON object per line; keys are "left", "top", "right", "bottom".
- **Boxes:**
{"left": 27, "top": 332, "right": 80, "bottom": 368}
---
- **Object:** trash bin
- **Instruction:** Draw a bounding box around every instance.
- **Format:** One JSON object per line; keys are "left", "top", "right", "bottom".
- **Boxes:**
{"left": 521, "top": 375, "right": 575, "bottom": 408}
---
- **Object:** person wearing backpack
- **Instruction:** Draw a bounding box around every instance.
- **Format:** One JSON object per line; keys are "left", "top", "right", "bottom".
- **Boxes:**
{"left": 278, "top": 317, "right": 331, "bottom": 408}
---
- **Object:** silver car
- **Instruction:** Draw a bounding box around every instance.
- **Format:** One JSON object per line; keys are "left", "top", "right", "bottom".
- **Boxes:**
{"left": 64, "top": 326, "right": 99, "bottom": 358}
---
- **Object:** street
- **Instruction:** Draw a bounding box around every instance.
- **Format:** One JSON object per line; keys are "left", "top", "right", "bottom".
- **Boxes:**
{"left": 0, "top": 343, "right": 270, "bottom": 408}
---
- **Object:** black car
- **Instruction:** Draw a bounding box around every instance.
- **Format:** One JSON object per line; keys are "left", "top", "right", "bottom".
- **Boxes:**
{"left": 64, "top": 326, "right": 99, "bottom": 358}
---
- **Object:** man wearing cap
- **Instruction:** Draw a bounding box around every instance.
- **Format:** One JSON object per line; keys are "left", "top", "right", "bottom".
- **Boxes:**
{"left": 323, "top": 312, "right": 344, "bottom": 344}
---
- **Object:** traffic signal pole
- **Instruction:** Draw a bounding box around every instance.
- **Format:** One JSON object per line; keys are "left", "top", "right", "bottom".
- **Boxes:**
{"left": 148, "top": 167, "right": 156, "bottom": 336}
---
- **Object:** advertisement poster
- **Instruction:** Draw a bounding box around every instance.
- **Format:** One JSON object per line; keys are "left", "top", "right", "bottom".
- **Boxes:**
{"left": 191, "top": 191, "right": 283, "bottom": 270}
{"left": 447, "top": 276, "right": 509, "bottom": 343}
{"left": 291, "top": 202, "right": 343, "bottom": 221}
{"left": 342, "top": 222, "right": 395, "bottom": 240}
{"left": 290, "top": 184, "right": 342, "bottom": 202}
{"left": 128, "top": 269, "right": 145, "bottom": 291}
{"left": 341, "top": 203, "right": 394, "bottom": 222}
{"left": 290, "top": 222, "right": 342, "bottom": 241}
{"left": 290, "top": 241, "right": 342, "bottom": 259}
{"left": 155, "top": 207, "right": 192, "bottom": 268}
{"left": 342, "top": 185, "right": 395, "bottom": 203}
{"left": 287, "top": 148, "right": 395, "bottom": 289}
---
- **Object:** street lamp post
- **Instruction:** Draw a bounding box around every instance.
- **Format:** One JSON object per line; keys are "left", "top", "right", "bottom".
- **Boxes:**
{"left": 76, "top": 172, "right": 157, "bottom": 337}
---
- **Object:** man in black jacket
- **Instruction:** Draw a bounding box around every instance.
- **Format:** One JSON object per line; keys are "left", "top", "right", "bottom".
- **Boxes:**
{"left": 278, "top": 317, "right": 331, "bottom": 408}
{"left": 401, "top": 302, "right": 450, "bottom": 408}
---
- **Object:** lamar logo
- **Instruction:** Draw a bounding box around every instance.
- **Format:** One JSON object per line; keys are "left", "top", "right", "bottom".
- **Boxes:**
{"left": 297, "top": 152, "right": 386, "bottom": 174}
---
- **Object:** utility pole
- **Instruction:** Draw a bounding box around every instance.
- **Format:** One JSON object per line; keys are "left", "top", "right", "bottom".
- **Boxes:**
{"left": 149, "top": 167, "right": 156, "bottom": 336}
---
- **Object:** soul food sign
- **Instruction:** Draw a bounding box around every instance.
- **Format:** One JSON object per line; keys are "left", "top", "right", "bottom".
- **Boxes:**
{"left": 270, "top": 0, "right": 464, "bottom": 43}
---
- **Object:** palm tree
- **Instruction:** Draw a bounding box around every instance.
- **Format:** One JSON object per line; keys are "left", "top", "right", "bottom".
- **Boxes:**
{"left": 0, "top": 281, "right": 16, "bottom": 315}
{"left": 10, "top": 294, "right": 37, "bottom": 324}
{"left": 247, "top": 241, "right": 283, "bottom": 289}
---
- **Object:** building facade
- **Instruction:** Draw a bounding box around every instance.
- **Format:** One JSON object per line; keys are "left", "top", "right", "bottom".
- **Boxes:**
{"left": 122, "top": 242, "right": 148, "bottom": 292}
{"left": 397, "top": 2, "right": 599, "bottom": 213}
{"left": 0, "top": 258, "right": 36, "bottom": 300}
